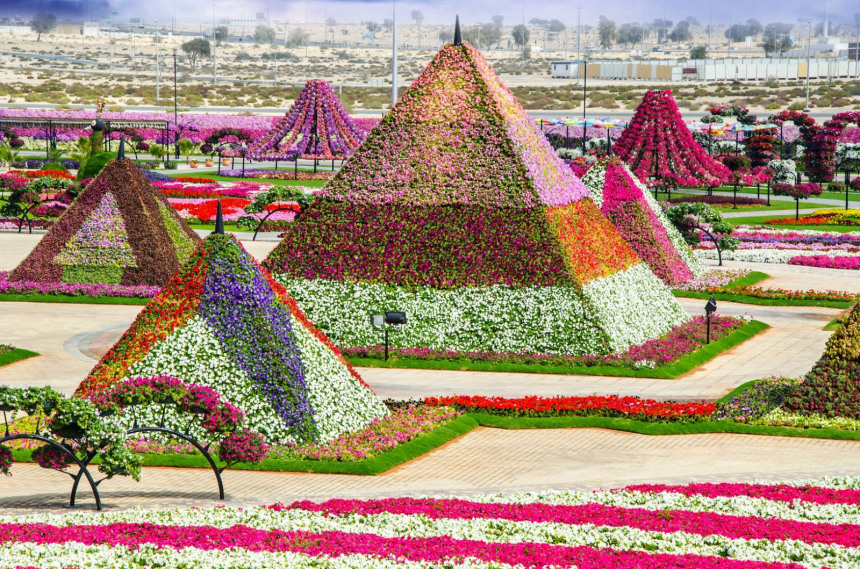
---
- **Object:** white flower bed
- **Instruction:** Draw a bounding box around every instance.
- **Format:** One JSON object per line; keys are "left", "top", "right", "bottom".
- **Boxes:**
{"left": 694, "top": 248, "right": 860, "bottom": 264}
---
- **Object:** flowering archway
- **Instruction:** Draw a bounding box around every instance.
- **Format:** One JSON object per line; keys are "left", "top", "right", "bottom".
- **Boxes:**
{"left": 808, "top": 111, "right": 860, "bottom": 183}
{"left": 769, "top": 110, "right": 819, "bottom": 172}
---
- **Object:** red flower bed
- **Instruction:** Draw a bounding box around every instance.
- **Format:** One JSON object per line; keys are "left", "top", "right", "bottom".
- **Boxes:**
{"left": 173, "top": 176, "right": 217, "bottom": 184}
{"left": 9, "top": 170, "right": 75, "bottom": 180}
{"left": 425, "top": 394, "right": 715, "bottom": 421}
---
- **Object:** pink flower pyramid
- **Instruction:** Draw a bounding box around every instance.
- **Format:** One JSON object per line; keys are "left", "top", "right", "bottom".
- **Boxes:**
{"left": 244, "top": 80, "right": 366, "bottom": 161}
{"left": 614, "top": 90, "right": 730, "bottom": 188}
{"left": 582, "top": 157, "right": 707, "bottom": 286}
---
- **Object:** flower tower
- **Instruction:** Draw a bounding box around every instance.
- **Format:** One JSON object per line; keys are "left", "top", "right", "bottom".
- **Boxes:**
{"left": 264, "top": 38, "right": 689, "bottom": 357}
{"left": 8, "top": 144, "right": 200, "bottom": 286}
{"left": 78, "top": 231, "right": 388, "bottom": 444}
{"left": 582, "top": 157, "right": 707, "bottom": 286}
{"left": 614, "top": 90, "right": 730, "bottom": 187}
{"left": 243, "top": 80, "right": 366, "bottom": 161}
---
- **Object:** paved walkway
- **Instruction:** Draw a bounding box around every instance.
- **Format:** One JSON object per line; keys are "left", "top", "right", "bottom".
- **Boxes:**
{"left": 4, "top": 428, "right": 860, "bottom": 514}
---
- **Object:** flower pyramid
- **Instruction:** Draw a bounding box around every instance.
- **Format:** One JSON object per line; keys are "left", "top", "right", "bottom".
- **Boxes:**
{"left": 242, "top": 80, "right": 366, "bottom": 161}
{"left": 265, "top": 40, "right": 689, "bottom": 356}
{"left": 77, "top": 232, "right": 388, "bottom": 443}
{"left": 614, "top": 90, "right": 730, "bottom": 187}
{"left": 8, "top": 157, "right": 200, "bottom": 286}
{"left": 582, "top": 157, "right": 707, "bottom": 286}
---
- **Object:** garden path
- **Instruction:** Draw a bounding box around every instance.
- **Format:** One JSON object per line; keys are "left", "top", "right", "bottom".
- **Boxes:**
{"left": 3, "top": 428, "right": 860, "bottom": 514}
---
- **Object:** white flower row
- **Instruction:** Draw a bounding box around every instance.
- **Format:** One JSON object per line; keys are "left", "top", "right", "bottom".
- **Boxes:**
{"left": 5, "top": 501, "right": 858, "bottom": 569}
{"left": 694, "top": 248, "right": 860, "bottom": 264}
{"left": 0, "top": 542, "right": 513, "bottom": 569}
{"left": 279, "top": 269, "right": 687, "bottom": 356}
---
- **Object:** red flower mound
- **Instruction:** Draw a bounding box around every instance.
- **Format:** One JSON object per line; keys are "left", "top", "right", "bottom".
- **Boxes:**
{"left": 614, "top": 90, "right": 730, "bottom": 187}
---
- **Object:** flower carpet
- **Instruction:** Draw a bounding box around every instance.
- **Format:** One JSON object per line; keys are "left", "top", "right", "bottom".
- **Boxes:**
{"left": 2, "top": 477, "right": 860, "bottom": 568}
{"left": 695, "top": 226, "right": 860, "bottom": 267}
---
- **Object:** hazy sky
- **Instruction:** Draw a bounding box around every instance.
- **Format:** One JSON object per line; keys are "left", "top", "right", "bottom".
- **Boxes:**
{"left": 0, "top": 0, "right": 852, "bottom": 28}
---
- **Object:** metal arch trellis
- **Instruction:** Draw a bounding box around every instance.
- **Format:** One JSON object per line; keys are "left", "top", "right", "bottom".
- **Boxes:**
{"left": 68, "top": 399, "right": 226, "bottom": 505}
{"left": 0, "top": 406, "right": 103, "bottom": 510}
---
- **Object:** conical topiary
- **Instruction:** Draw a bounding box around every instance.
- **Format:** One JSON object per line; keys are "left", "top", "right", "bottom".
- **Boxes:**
{"left": 582, "top": 157, "right": 707, "bottom": 286}
{"left": 264, "top": 38, "right": 689, "bottom": 357}
{"left": 241, "top": 80, "right": 366, "bottom": 161}
{"left": 78, "top": 233, "right": 388, "bottom": 443}
{"left": 614, "top": 90, "right": 730, "bottom": 187}
{"left": 9, "top": 157, "right": 200, "bottom": 286}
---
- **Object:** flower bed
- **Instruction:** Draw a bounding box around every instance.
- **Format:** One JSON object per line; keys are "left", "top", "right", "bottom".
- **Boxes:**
{"left": 788, "top": 255, "right": 860, "bottom": 269}
{"left": 3, "top": 477, "right": 860, "bottom": 568}
{"left": 343, "top": 315, "right": 747, "bottom": 370}
{"left": 218, "top": 168, "right": 335, "bottom": 181}
{"left": 425, "top": 395, "right": 713, "bottom": 422}
{"left": 667, "top": 195, "right": 768, "bottom": 208}
{"left": 0, "top": 270, "right": 159, "bottom": 298}
{"left": 765, "top": 209, "right": 860, "bottom": 227}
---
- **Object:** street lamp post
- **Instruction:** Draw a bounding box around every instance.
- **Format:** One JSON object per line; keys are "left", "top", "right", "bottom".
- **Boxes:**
{"left": 392, "top": 0, "right": 398, "bottom": 108}
{"left": 799, "top": 19, "right": 812, "bottom": 112}
{"left": 155, "top": 20, "right": 159, "bottom": 101}
{"left": 581, "top": 57, "right": 588, "bottom": 153}
{"left": 173, "top": 47, "right": 179, "bottom": 159}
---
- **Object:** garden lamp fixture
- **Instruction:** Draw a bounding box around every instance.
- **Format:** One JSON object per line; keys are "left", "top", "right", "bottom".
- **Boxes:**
{"left": 369, "top": 312, "right": 407, "bottom": 360}
{"left": 173, "top": 47, "right": 179, "bottom": 159}
{"left": 704, "top": 296, "right": 717, "bottom": 344}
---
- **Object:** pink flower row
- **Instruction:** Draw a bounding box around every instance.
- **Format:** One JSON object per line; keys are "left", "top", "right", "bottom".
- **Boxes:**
{"left": 623, "top": 481, "right": 860, "bottom": 506}
{"left": 279, "top": 495, "right": 859, "bottom": 548}
{"left": 0, "top": 521, "right": 804, "bottom": 569}
{"left": 788, "top": 255, "right": 860, "bottom": 269}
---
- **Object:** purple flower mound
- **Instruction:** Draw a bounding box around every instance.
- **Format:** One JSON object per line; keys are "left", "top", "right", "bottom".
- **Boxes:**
{"left": 199, "top": 236, "right": 317, "bottom": 442}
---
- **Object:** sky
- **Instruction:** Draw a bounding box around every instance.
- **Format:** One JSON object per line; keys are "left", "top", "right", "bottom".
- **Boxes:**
{"left": 0, "top": 0, "right": 853, "bottom": 29}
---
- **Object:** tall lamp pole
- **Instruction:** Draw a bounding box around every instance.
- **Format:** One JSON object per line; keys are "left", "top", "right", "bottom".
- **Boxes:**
{"left": 155, "top": 20, "right": 160, "bottom": 101}
{"left": 799, "top": 19, "right": 811, "bottom": 112}
{"left": 392, "top": 0, "right": 398, "bottom": 108}
{"left": 173, "top": 47, "right": 179, "bottom": 159}
{"left": 581, "top": 56, "right": 588, "bottom": 153}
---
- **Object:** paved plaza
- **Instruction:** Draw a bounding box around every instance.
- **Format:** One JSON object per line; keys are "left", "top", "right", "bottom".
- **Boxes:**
{"left": 0, "top": 232, "right": 858, "bottom": 513}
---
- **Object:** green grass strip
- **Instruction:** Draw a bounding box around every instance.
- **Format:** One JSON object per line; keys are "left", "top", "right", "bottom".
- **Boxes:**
{"left": 349, "top": 321, "right": 768, "bottom": 379}
{"left": 723, "top": 271, "right": 771, "bottom": 288}
{"left": 0, "top": 293, "right": 150, "bottom": 306}
{"left": 468, "top": 413, "right": 860, "bottom": 441}
{"left": 0, "top": 348, "right": 39, "bottom": 367}
{"left": 713, "top": 380, "right": 759, "bottom": 405}
{"left": 824, "top": 318, "right": 843, "bottom": 331}
{"left": 672, "top": 290, "right": 854, "bottom": 308}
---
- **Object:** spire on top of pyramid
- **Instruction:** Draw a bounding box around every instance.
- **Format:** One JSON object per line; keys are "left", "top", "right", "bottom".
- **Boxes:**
{"left": 117, "top": 134, "right": 125, "bottom": 160}
{"left": 454, "top": 15, "right": 462, "bottom": 46}
{"left": 214, "top": 200, "right": 225, "bottom": 234}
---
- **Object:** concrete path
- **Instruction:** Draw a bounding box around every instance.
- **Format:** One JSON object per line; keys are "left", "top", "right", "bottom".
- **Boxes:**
{"left": 4, "top": 429, "right": 860, "bottom": 514}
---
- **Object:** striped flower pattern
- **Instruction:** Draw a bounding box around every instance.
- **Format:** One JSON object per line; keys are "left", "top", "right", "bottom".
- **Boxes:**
{"left": 2, "top": 477, "right": 859, "bottom": 568}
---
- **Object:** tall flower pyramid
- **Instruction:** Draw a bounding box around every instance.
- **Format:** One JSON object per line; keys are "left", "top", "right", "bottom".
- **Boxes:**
{"left": 241, "top": 80, "right": 366, "bottom": 161}
{"left": 582, "top": 157, "right": 707, "bottom": 286}
{"left": 264, "top": 40, "right": 689, "bottom": 356}
{"left": 614, "top": 90, "right": 730, "bottom": 188}
{"left": 78, "top": 233, "right": 388, "bottom": 443}
{"left": 8, "top": 157, "right": 200, "bottom": 286}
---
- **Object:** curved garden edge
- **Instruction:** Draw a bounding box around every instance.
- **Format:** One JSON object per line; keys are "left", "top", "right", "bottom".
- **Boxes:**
{"left": 0, "top": 293, "right": 150, "bottom": 306}
{"left": 347, "top": 320, "right": 770, "bottom": 379}
{"left": 13, "top": 407, "right": 860, "bottom": 477}
{"left": 0, "top": 348, "right": 39, "bottom": 367}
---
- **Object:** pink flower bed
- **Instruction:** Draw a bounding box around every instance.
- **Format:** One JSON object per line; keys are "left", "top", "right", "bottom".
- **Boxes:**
{"left": 0, "top": 270, "right": 158, "bottom": 298}
{"left": 788, "top": 255, "right": 860, "bottom": 269}
{"left": 623, "top": 481, "right": 860, "bottom": 506}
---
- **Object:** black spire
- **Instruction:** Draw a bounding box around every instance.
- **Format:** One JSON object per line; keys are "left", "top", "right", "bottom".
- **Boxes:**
{"left": 214, "top": 200, "right": 225, "bottom": 234}
{"left": 117, "top": 134, "right": 125, "bottom": 160}
{"left": 454, "top": 15, "right": 461, "bottom": 46}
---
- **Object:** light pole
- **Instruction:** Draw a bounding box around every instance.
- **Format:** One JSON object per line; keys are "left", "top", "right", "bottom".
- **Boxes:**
{"left": 155, "top": 20, "right": 160, "bottom": 101}
{"left": 576, "top": 7, "right": 581, "bottom": 60}
{"left": 392, "top": 0, "right": 398, "bottom": 108}
{"left": 173, "top": 47, "right": 179, "bottom": 159}
{"left": 581, "top": 56, "right": 588, "bottom": 153}
{"left": 799, "top": 19, "right": 811, "bottom": 112}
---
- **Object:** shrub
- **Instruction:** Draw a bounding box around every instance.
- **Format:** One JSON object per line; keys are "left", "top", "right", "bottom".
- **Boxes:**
{"left": 830, "top": 182, "right": 847, "bottom": 193}
{"left": 40, "top": 162, "right": 67, "bottom": 172}
{"left": 75, "top": 152, "right": 117, "bottom": 181}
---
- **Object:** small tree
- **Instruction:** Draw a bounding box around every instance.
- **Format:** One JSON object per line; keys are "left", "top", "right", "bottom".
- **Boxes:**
{"left": 214, "top": 26, "right": 228, "bottom": 46}
{"left": 181, "top": 38, "right": 211, "bottom": 67}
{"left": 664, "top": 202, "right": 739, "bottom": 266}
{"left": 512, "top": 24, "right": 530, "bottom": 53}
{"left": 254, "top": 25, "right": 276, "bottom": 45}
{"left": 287, "top": 28, "right": 310, "bottom": 47}
{"left": 411, "top": 10, "right": 424, "bottom": 48}
{"left": 598, "top": 16, "right": 617, "bottom": 48}
{"left": 177, "top": 138, "right": 195, "bottom": 162}
{"left": 690, "top": 45, "right": 707, "bottom": 59}
{"left": 30, "top": 13, "right": 56, "bottom": 42}
{"left": 772, "top": 182, "right": 824, "bottom": 220}
{"left": 548, "top": 19, "right": 566, "bottom": 33}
